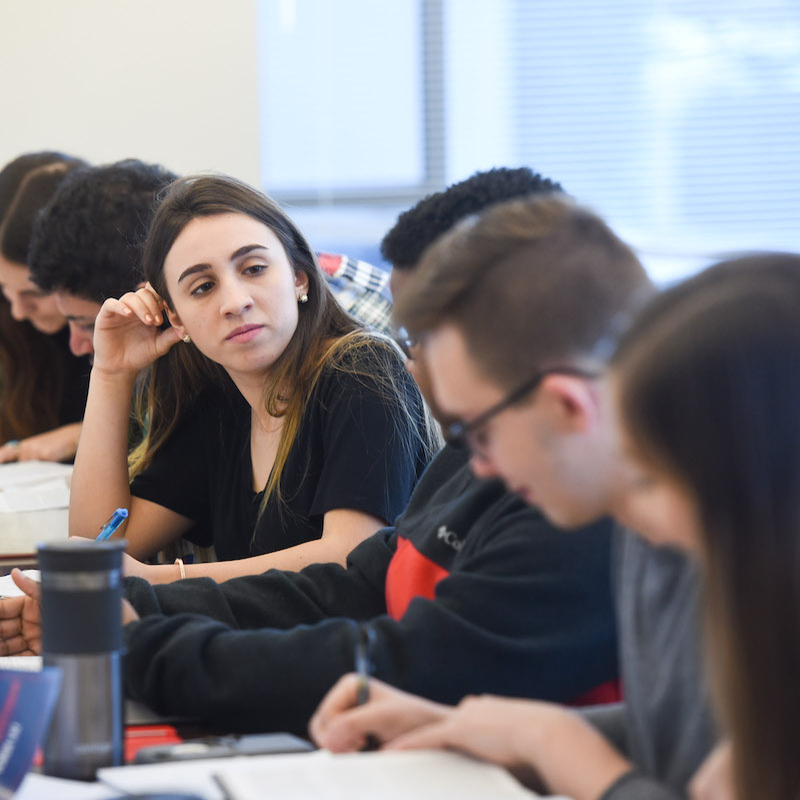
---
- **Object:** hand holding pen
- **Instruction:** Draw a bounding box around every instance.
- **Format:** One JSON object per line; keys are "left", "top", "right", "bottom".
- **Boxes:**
{"left": 309, "top": 668, "right": 451, "bottom": 753}
{"left": 354, "top": 624, "right": 380, "bottom": 751}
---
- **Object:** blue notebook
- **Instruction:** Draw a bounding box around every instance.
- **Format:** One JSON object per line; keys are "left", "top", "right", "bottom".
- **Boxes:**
{"left": 0, "top": 666, "right": 61, "bottom": 798}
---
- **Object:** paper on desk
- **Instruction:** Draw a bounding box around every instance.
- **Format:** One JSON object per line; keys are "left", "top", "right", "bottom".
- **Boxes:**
{"left": 0, "top": 571, "right": 40, "bottom": 598}
{"left": 99, "top": 754, "right": 251, "bottom": 800}
{"left": 0, "top": 461, "right": 72, "bottom": 490}
{"left": 216, "top": 750, "right": 549, "bottom": 799}
{"left": 14, "top": 772, "right": 119, "bottom": 800}
{"left": 0, "top": 478, "right": 70, "bottom": 512}
{"left": 99, "top": 749, "right": 560, "bottom": 800}
{"left": 0, "top": 656, "right": 42, "bottom": 673}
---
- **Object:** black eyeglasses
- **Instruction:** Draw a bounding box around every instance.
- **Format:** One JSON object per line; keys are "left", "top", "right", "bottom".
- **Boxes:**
{"left": 391, "top": 326, "right": 418, "bottom": 360}
{"left": 446, "top": 366, "right": 599, "bottom": 458}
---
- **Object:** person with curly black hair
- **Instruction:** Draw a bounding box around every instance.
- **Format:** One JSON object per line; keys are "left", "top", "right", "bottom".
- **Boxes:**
{"left": 380, "top": 167, "right": 564, "bottom": 428}
{"left": 382, "top": 166, "right": 563, "bottom": 302}
{"left": 28, "top": 159, "right": 177, "bottom": 359}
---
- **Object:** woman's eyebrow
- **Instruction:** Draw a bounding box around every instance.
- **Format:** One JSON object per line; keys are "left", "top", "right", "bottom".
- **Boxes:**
{"left": 231, "top": 244, "right": 269, "bottom": 260}
{"left": 177, "top": 245, "right": 270, "bottom": 284}
{"left": 177, "top": 263, "right": 212, "bottom": 284}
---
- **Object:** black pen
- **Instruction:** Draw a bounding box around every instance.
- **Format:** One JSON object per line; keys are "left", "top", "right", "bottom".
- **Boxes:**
{"left": 354, "top": 623, "right": 380, "bottom": 751}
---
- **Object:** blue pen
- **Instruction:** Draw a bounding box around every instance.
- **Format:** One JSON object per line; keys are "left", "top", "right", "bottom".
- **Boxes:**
{"left": 96, "top": 508, "right": 129, "bottom": 541}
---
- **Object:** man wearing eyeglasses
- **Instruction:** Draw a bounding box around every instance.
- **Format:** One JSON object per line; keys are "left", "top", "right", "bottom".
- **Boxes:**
{"left": 313, "top": 192, "right": 717, "bottom": 800}
{"left": 392, "top": 192, "right": 649, "bottom": 530}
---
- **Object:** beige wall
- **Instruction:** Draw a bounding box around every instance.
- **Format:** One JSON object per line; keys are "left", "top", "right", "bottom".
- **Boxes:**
{"left": 0, "top": 0, "right": 260, "bottom": 183}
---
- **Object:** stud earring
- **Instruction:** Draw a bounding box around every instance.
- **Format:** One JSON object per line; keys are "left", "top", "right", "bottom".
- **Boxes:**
{"left": 298, "top": 293, "right": 309, "bottom": 304}
{"left": 182, "top": 334, "right": 191, "bottom": 343}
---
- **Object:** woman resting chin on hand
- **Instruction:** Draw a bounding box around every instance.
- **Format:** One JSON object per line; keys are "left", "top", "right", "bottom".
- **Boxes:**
{"left": 69, "top": 175, "right": 437, "bottom": 585}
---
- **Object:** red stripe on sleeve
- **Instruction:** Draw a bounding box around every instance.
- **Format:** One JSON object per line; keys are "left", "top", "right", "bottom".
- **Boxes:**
{"left": 385, "top": 536, "right": 450, "bottom": 619}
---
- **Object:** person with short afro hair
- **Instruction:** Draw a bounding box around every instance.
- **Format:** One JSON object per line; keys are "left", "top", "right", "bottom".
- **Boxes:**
{"left": 381, "top": 166, "right": 564, "bottom": 273}
{"left": 382, "top": 166, "right": 565, "bottom": 421}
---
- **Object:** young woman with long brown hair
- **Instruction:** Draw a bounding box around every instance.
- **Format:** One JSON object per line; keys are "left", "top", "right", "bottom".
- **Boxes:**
{"left": 69, "top": 174, "right": 437, "bottom": 582}
{"left": 609, "top": 253, "right": 800, "bottom": 800}
{"left": 0, "top": 152, "right": 90, "bottom": 462}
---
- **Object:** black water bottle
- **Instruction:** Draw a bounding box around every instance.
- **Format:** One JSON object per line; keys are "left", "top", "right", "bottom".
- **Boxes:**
{"left": 38, "top": 539, "right": 126, "bottom": 780}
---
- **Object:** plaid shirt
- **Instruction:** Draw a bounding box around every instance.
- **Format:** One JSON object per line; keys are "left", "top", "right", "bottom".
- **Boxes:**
{"left": 317, "top": 252, "right": 393, "bottom": 334}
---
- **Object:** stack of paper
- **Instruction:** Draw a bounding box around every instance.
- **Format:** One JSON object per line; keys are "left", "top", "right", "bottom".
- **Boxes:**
{"left": 98, "top": 749, "right": 564, "bottom": 800}
{"left": 15, "top": 773, "right": 119, "bottom": 800}
{"left": 0, "top": 461, "right": 72, "bottom": 513}
{"left": 215, "top": 750, "right": 550, "bottom": 799}
{"left": 0, "top": 656, "right": 42, "bottom": 671}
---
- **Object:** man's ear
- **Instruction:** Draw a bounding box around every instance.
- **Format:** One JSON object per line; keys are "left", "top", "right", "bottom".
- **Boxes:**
{"left": 165, "top": 307, "right": 185, "bottom": 339}
{"left": 538, "top": 374, "right": 600, "bottom": 433}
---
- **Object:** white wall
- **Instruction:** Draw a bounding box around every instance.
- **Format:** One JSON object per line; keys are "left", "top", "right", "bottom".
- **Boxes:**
{"left": 0, "top": 0, "right": 261, "bottom": 183}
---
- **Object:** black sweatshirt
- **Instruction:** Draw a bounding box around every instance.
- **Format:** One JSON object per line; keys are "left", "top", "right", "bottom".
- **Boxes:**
{"left": 123, "top": 446, "right": 618, "bottom": 735}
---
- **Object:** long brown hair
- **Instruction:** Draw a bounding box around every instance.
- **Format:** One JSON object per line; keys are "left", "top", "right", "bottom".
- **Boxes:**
{"left": 0, "top": 152, "right": 87, "bottom": 441}
{"left": 0, "top": 295, "right": 67, "bottom": 440}
{"left": 613, "top": 254, "right": 800, "bottom": 800}
{"left": 131, "top": 174, "right": 437, "bottom": 516}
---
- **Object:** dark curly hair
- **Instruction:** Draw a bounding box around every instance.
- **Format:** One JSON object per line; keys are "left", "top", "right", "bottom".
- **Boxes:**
{"left": 381, "top": 166, "right": 564, "bottom": 269}
{"left": 29, "top": 159, "right": 177, "bottom": 301}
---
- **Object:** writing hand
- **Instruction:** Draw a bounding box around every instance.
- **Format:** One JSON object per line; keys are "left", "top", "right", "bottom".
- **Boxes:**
{"left": 0, "top": 569, "right": 42, "bottom": 656}
{"left": 309, "top": 673, "right": 451, "bottom": 753}
{"left": 391, "top": 696, "right": 633, "bottom": 799}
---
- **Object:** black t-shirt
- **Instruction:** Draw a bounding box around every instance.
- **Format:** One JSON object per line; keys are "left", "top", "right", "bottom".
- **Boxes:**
{"left": 130, "top": 347, "right": 430, "bottom": 561}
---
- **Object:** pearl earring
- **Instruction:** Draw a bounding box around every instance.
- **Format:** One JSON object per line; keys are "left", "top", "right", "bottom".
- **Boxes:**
{"left": 298, "top": 293, "right": 309, "bottom": 304}
{"left": 182, "top": 334, "right": 191, "bottom": 343}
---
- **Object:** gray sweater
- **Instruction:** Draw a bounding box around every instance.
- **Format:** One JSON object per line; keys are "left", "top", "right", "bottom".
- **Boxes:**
{"left": 583, "top": 531, "right": 718, "bottom": 800}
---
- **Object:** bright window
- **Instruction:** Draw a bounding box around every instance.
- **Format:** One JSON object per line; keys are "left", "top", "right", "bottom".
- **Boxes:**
{"left": 258, "top": 0, "right": 800, "bottom": 281}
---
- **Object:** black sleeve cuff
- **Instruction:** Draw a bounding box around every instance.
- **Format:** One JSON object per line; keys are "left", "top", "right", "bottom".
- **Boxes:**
{"left": 123, "top": 575, "right": 162, "bottom": 616}
{"left": 597, "top": 769, "right": 685, "bottom": 800}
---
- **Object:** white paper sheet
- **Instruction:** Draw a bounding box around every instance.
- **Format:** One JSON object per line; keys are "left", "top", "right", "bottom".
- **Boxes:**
{"left": 0, "top": 571, "right": 40, "bottom": 598}
{"left": 14, "top": 773, "right": 118, "bottom": 800}
{"left": 0, "top": 508, "right": 68, "bottom": 557}
{"left": 215, "top": 750, "right": 546, "bottom": 799}
{"left": 0, "top": 461, "right": 72, "bottom": 490}
{"left": 0, "top": 479, "right": 70, "bottom": 512}
{"left": 99, "top": 750, "right": 561, "bottom": 800}
{"left": 0, "top": 655, "right": 42, "bottom": 671}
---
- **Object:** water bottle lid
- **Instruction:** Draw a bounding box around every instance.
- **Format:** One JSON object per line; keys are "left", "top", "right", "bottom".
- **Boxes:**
{"left": 38, "top": 540, "right": 126, "bottom": 573}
